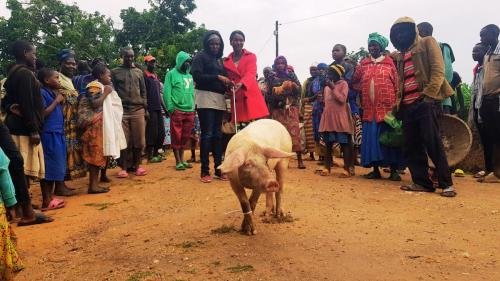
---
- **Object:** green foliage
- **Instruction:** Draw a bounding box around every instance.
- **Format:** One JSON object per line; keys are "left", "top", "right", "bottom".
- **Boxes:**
{"left": 0, "top": 0, "right": 116, "bottom": 75}
{"left": 0, "top": 0, "right": 206, "bottom": 80}
{"left": 347, "top": 47, "right": 369, "bottom": 63}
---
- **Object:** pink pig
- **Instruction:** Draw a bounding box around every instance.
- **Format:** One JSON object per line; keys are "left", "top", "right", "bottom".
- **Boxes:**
{"left": 218, "top": 119, "right": 295, "bottom": 235}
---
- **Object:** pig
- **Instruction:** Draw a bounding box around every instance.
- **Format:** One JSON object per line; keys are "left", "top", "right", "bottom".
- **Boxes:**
{"left": 218, "top": 119, "right": 295, "bottom": 235}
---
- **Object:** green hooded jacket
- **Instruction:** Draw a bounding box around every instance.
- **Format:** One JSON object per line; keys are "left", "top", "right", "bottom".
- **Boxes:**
{"left": 163, "top": 51, "right": 194, "bottom": 113}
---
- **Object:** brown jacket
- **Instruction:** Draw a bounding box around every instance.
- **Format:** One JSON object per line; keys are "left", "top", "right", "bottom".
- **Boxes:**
{"left": 392, "top": 36, "right": 453, "bottom": 105}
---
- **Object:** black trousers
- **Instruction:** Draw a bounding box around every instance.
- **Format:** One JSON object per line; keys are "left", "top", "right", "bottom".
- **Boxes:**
{"left": 0, "top": 123, "right": 31, "bottom": 205}
{"left": 400, "top": 100, "right": 453, "bottom": 189}
{"left": 479, "top": 94, "right": 500, "bottom": 176}
{"left": 145, "top": 110, "right": 166, "bottom": 154}
{"left": 473, "top": 103, "right": 494, "bottom": 173}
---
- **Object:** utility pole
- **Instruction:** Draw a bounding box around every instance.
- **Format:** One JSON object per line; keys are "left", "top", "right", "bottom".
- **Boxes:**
{"left": 274, "top": 20, "right": 279, "bottom": 58}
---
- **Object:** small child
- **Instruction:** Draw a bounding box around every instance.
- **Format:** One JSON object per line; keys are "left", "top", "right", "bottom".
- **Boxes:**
{"left": 318, "top": 64, "right": 355, "bottom": 177}
{"left": 38, "top": 68, "right": 66, "bottom": 210}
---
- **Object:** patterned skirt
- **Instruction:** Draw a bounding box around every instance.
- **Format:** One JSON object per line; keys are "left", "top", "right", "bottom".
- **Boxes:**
{"left": 0, "top": 204, "right": 24, "bottom": 280}
{"left": 81, "top": 114, "right": 106, "bottom": 168}
{"left": 302, "top": 103, "right": 316, "bottom": 151}
{"left": 64, "top": 103, "right": 86, "bottom": 179}
{"left": 271, "top": 106, "right": 302, "bottom": 152}
{"left": 352, "top": 112, "right": 362, "bottom": 147}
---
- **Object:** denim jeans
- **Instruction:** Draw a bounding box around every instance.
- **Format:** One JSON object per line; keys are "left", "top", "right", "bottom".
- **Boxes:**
{"left": 197, "top": 108, "right": 224, "bottom": 177}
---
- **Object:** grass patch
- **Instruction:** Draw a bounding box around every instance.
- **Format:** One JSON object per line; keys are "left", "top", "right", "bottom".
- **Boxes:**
{"left": 225, "top": 264, "right": 254, "bottom": 273}
{"left": 211, "top": 224, "right": 236, "bottom": 234}
{"left": 83, "top": 202, "right": 115, "bottom": 210}
{"left": 126, "top": 271, "right": 154, "bottom": 281}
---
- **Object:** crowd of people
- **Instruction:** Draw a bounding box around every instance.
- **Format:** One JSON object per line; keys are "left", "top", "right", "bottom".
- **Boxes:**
{"left": 0, "top": 16, "right": 498, "bottom": 280}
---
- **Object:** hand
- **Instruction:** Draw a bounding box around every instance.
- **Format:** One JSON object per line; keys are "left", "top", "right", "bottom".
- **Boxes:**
{"left": 29, "top": 133, "right": 41, "bottom": 145}
{"left": 282, "top": 81, "right": 293, "bottom": 91}
{"left": 273, "top": 86, "right": 284, "bottom": 95}
{"left": 233, "top": 82, "right": 243, "bottom": 93}
{"left": 55, "top": 94, "right": 65, "bottom": 103}
{"left": 9, "top": 104, "right": 22, "bottom": 117}
{"left": 144, "top": 111, "right": 150, "bottom": 121}
{"left": 218, "top": 75, "right": 233, "bottom": 87}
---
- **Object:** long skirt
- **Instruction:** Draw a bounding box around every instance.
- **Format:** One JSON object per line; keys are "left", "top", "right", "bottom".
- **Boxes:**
{"left": 361, "top": 121, "right": 405, "bottom": 168}
{"left": 0, "top": 204, "right": 24, "bottom": 280}
{"left": 302, "top": 102, "right": 315, "bottom": 151}
{"left": 81, "top": 114, "right": 106, "bottom": 168}
{"left": 271, "top": 106, "right": 302, "bottom": 152}
{"left": 11, "top": 135, "right": 44, "bottom": 179}
{"left": 40, "top": 132, "right": 66, "bottom": 181}
{"left": 64, "top": 103, "right": 86, "bottom": 179}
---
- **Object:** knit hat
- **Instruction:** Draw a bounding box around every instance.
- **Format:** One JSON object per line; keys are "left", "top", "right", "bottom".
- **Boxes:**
{"left": 329, "top": 63, "right": 345, "bottom": 78}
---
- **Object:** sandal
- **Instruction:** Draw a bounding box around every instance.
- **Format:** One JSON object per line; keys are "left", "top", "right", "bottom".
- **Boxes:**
{"left": 182, "top": 162, "right": 193, "bottom": 169}
{"left": 18, "top": 212, "right": 54, "bottom": 226}
{"left": 200, "top": 175, "right": 213, "bottom": 183}
{"left": 400, "top": 183, "right": 435, "bottom": 193}
{"left": 117, "top": 170, "right": 129, "bottom": 178}
{"left": 318, "top": 168, "right": 330, "bottom": 176}
{"left": 175, "top": 163, "right": 186, "bottom": 171}
{"left": 388, "top": 172, "right": 402, "bottom": 182}
{"left": 364, "top": 171, "right": 382, "bottom": 179}
{"left": 41, "top": 198, "right": 65, "bottom": 212}
{"left": 474, "top": 171, "right": 486, "bottom": 178}
{"left": 477, "top": 172, "right": 500, "bottom": 183}
{"left": 135, "top": 167, "right": 147, "bottom": 176}
{"left": 148, "top": 156, "right": 162, "bottom": 163}
{"left": 338, "top": 170, "right": 351, "bottom": 178}
{"left": 440, "top": 190, "right": 457, "bottom": 197}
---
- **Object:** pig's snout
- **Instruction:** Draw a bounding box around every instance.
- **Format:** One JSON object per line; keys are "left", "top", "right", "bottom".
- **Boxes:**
{"left": 265, "top": 179, "right": 280, "bottom": 193}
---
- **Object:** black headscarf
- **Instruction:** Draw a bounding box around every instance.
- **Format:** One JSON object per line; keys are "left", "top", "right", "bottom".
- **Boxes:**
{"left": 202, "top": 30, "right": 224, "bottom": 59}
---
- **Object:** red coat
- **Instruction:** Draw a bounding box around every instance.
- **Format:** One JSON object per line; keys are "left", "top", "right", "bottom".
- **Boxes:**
{"left": 223, "top": 49, "right": 269, "bottom": 122}
{"left": 352, "top": 56, "right": 398, "bottom": 123}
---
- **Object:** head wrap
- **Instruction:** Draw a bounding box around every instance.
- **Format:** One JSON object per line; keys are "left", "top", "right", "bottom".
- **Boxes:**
{"left": 330, "top": 63, "right": 345, "bottom": 78}
{"left": 207, "top": 34, "right": 220, "bottom": 43}
{"left": 86, "top": 80, "right": 103, "bottom": 96}
{"left": 317, "top": 63, "right": 328, "bottom": 70}
{"left": 368, "top": 32, "right": 389, "bottom": 50}
{"left": 273, "top": 56, "right": 288, "bottom": 77}
{"left": 57, "top": 49, "right": 75, "bottom": 62}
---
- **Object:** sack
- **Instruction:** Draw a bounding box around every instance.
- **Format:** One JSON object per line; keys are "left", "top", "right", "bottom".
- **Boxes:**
{"left": 221, "top": 120, "right": 236, "bottom": 134}
{"left": 379, "top": 127, "right": 404, "bottom": 148}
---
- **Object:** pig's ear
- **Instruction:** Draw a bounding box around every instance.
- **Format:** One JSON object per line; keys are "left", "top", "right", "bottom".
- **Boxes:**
{"left": 218, "top": 149, "right": 246, "bottom": 173}
{"left": 261, "top": 146, "right": 295, "bottom": 159}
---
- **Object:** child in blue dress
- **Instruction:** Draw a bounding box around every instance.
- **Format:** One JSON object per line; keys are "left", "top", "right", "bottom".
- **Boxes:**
{"left": 38, "top": 68, "right": 66, "bottom": 211}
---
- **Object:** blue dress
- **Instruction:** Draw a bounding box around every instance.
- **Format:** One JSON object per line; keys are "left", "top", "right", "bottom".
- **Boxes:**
{"left": 361, "top": 120, "right": 405, "bottom": 169}
{"left": 40, "top": 88, "right": 67, "bottom": 181}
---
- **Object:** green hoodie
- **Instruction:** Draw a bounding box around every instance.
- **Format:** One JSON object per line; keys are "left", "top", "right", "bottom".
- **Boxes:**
{"left": 163, "top": 51, "right": 195, "bottom": 113}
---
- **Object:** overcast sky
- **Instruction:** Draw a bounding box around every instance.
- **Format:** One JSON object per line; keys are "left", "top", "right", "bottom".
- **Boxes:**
{"left": 1, "top": 0, "right": 498, "bottom": 83}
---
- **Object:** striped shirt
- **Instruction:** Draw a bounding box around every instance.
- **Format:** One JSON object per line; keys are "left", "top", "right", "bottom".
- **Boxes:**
{"left": 402, "top": 52, "right": 422, "bottom": 105}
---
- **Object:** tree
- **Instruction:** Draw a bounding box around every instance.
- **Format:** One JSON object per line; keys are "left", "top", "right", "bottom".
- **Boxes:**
{"left": 116, "top": 0, "right": 206, "bottom": 79}
{"left": 347, "top": 47, "right": 369, "bottom": 63}
{"left": 0, "top": 0, "right": 116, "bottom": 76}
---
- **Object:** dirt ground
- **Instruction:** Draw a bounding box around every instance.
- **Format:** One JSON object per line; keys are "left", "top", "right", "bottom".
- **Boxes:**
{"left": 13, "top": 155, "right": 500, "bottom": 281}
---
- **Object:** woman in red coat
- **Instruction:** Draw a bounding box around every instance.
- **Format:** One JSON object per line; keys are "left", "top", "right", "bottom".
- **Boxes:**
{"left": 223, "top": 30, "right": 269, "bottom": 128}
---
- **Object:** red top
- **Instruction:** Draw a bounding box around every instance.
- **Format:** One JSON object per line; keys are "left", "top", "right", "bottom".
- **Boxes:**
{"left": 352, "top": 55, "right": 398, "bottom": 122}
{"left": 401, "top": 52, "right": 422, "bottom": 105}
{"left": 223, "top": 49, "right": 269, "bottom": 122}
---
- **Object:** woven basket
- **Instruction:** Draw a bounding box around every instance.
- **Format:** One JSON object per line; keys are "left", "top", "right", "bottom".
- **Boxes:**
{"left": 429, "top": 114, "right": 472, "bottom": 168}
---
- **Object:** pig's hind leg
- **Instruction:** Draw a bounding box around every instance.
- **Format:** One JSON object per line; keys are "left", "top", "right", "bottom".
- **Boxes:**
{"left": 230, "top": 179, "right": 257, "bottom": 235}
{"left": 274, "top": 160, "right": 287, "bottom": 218}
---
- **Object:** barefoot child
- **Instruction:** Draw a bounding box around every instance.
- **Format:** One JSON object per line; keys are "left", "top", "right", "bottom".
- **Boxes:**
{"left": 318, "top": 64, "right": 355, "bottom": 177}
{"left": 38, "top": 68, "right": 66, "bottom": 210}
{"left": 77, "top": 64, "right": 119, "bottom": 194}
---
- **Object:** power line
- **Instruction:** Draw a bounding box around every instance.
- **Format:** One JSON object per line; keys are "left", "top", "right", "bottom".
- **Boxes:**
{"left": 280, "top": 0, "right": 385, "bottom": 25}
{"left": 257, "top": 32, "right": 274, "bottom": 55}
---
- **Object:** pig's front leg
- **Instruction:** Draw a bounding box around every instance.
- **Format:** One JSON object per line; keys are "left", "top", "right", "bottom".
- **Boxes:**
{"left": 261, "top": 192, "right": 275, "bottom": 223}
{"left": 229, "top": 179, "right": 256, "bottom": 235}
{"left": 249, "top": 189, "right": 261, "bottom": 212}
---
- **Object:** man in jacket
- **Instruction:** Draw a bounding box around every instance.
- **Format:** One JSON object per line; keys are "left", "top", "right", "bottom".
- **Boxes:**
{"left": 390, "top": 16, "right": 456, "bottom": 197}
{"left": 112, "top": 47, "right": 148, "bottom": 177}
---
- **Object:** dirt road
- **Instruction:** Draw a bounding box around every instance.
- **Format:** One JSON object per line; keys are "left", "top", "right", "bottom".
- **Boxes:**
{"left": 14, "top": 156, "right": 500, "bottom": 281}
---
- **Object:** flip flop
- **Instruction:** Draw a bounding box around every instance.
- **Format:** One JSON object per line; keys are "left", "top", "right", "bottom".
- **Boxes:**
{"left": 364, "top": 171, "right": 382, "bottom": 179}
{"left": 400, "top": 183, "right": 435, "bottom": 193}
{"left": 18, "top": 212, "right": 54, "bottom": 226}
{"left": 440, "top": 190, "right": 457, "bottom": 197}
{"left": 182, "top": 162, "right": 193, "bottom": 169}
{"left": 200, "top": 175, "right": 213, "bottom": 183}
{"left": 117, "top": 170, "right": 129, "bottom": 178}
{"left": 135, "top": 167, "right": 147, "bottom": 176}
{"left": 42, "top": 198, "right": 65, "bottom": 212}
{"left": 175, "top": 163, "right": 186, "bottom": 171}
